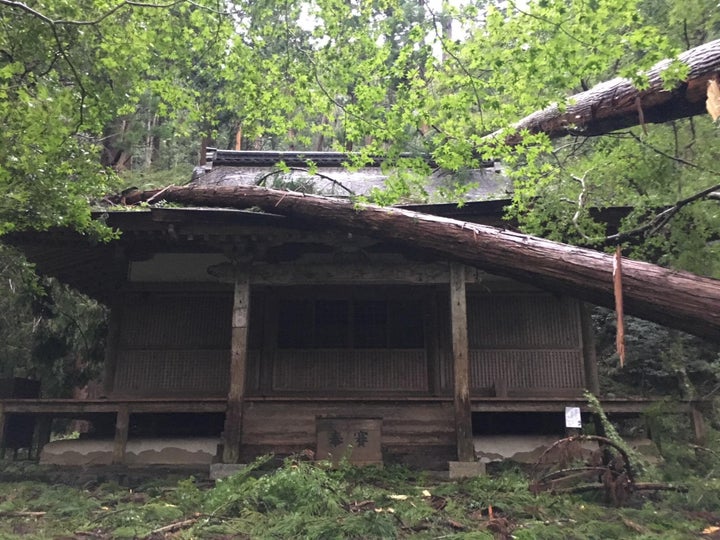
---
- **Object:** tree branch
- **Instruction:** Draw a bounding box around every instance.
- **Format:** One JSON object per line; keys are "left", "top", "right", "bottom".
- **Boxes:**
{"left": 570, "top": 170, "right": 594, "bottom": 242}
{"left": 0, "top": 0, "right": 226, "bottom": 26}
{"left": 0, "top": 0, "right": 227, "bottom": 130}
{"left": 49, "top": 24, "right": 86, "bottom": 130}
{"left": 627, "top": 131, "right": 720, "bottom": 175}
{"left": 255, "top": 167, "right": 355, "bottom": 196}
{"left": 421, "top": 0, "right": 487, "bottom": 127}
{"left": 606, "top": 182, "right": 720, "bottom": 244}
{"left": 505, "top": 0, "right": 595, "bottom": 49}
{"left": 490, "top": 39, "right": 720, "bottom": 142}
{"left": 108, "top": 183, "right": 720, "bottom": 340}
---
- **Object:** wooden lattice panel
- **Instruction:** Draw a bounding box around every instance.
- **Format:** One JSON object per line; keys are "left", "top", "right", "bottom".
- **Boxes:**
{"left": 113, "top": 350, "right": 231, "bottom": 396}
{"left": 119, "top": 294, "right": 232, "bottom": 350}
{"left": 467, "top": 294, "right": 581, "bottom": 348}
{"left": 469, "top": 350, "right": 585, "bottom": 392}
{"left": 438, "top": 293, "right": 585, "bottom": 394}
{"left": 272, "top": 350, "right": 427, "bottom": 392}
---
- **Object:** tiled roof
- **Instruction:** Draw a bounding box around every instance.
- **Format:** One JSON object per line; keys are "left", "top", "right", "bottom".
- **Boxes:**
{"left": 192, "top": 149, "right": 510, "bottom": 201}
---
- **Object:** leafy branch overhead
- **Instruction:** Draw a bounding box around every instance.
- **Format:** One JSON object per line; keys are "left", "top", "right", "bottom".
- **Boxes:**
{"left": 1, "top": 0, "right": 720, "bottom": 276}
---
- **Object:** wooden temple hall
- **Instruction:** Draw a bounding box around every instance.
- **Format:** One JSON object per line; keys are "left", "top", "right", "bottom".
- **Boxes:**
{"left": 0, "top": 151, "right": 696, "bottom": 471}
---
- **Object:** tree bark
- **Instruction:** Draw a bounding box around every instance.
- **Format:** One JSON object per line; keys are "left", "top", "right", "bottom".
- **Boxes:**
{"left": 493, "top": 39, "right": 720, "bottom": 141}
{"left": 124, "top": 184, "right": 720, "bottom": 342}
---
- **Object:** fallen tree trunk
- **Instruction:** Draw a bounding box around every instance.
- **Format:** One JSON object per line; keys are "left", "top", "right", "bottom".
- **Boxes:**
{"left": 492, "top": 38, "right": 720, "bottom": 140}
{"left": 126, "top": 184, "right": 720, "bottom": 341}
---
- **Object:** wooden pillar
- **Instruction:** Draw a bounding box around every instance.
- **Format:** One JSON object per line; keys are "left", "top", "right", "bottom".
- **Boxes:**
{"left": 33, "top": 416, "right": 52, "bottom": 461}
{"left": 223, "top": 271, "right": 250, "bottom": 463}
{"left": 450, "top": 264, "right": 474, "bottom": 462}
{"left": 112, "top": 405, "right": 130, "bottom": 465}
{"left": 690, "top": 404, "right": 707, "bottom": 445}
{"left": 580, "top": 303, "right": 600, "bottom": 395}
{"left": 102, "top": 298, "right": 123, "bottom": 397}
{"left": 0, "top": 404, "right": 5, "bottom": 459}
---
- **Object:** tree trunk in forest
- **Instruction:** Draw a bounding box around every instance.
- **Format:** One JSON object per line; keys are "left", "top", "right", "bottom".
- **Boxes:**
{"left": 122, "top": 184, "right": 720, "bottom": 341}
{"left": 100, "top": 119, "right": 132, "bottom": 171}
{"left": 492, "top": 39, "right": 720, "bottom": 141}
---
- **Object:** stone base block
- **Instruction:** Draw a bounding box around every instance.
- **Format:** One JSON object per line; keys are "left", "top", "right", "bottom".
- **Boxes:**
{"left": 209, "top": 463, "right": 246, "bottom": 480}
{"left": 448, "top": 461, "right": 486, "bottom": 479}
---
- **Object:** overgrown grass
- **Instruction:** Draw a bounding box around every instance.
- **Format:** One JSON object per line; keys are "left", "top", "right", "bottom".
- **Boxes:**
{"left": 0, "top": 452, "right": 718, "bottom": 539}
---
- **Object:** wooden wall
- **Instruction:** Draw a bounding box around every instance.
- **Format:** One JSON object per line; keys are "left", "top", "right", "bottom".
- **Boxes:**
{"left": 437, "top": 292, "right": 586, "bottom": 397}
{"left": 111, "top": 287, "right": 586, "bottom": 399}
{"left": 270, "top": 350, "right": 427, "bottom": 392}
{"left": 113, "top": 292, "right": 233, "bottom": 397}
{"left": 240, "top": 400, "right": 456, "bottom": 469}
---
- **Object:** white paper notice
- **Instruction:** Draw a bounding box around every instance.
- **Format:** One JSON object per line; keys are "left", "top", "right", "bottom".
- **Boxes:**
{"left": 565, "top": 406, "right": 582, "bottom": 429}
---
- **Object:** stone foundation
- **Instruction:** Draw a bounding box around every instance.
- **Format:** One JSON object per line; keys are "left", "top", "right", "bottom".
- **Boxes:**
{"left": 40, "top": 438, "right": 219, "bottom": 466}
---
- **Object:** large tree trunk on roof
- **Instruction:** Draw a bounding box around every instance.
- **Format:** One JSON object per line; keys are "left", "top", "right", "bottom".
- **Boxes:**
{"left": 126, "top": 184, "right": 720, "bottom": 341}
{"left": 492, "top": 39, "right": 720, "bottom": 141}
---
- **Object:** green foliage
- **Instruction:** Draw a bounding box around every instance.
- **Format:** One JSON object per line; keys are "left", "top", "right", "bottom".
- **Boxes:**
{"left": 585, "top": 390, "right": 649, "bottom": 476}
{"left": 225, "top": 458, "right": 345, "bottom": 516}
{"left": 169, "top": 476, "right": 204, "bottom": 514}
{"left": 0, "top": 246, "right": 107, "bottom": 397}
{"left": 2, "top": 0, "right": 714, "bottom": 257}
{"left": 2, "top": 456, "right": 720, "bottom": 539}
{"left": 594, "top": 308, "right": 720, "bottom": 399}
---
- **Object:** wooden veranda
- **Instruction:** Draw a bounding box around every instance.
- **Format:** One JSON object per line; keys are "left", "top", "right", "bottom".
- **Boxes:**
{"left": 0, "top": 396, "right": 706, "bottom": 465}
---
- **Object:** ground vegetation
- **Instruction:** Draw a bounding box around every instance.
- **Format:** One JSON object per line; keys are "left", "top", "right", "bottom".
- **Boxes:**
{"left": 1, "top": 450, "right": 720, "bottom": 539}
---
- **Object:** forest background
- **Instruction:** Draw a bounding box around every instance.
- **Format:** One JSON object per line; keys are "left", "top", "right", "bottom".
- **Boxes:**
{"left": 0, "top": 0, "right": 719, "bottom": 411}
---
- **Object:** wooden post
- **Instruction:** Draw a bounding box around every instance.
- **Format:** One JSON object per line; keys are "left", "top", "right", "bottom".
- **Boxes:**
{"left": 112, "top": 405, "right": 130, "bottom": 465}
{"left": 0, "top": 404, "right": 5, "bottom": 459}
{"left": 450, "top": 264, "right": 474, "bottom": 462}
{"left": 33, "top": 416, "right": 52, "bottom": 461}
{"left": 102, "top": 298, "right": 123, "bottom": 397}
{"left": 690, "top": 404, "right": 707, "bottom": 445}
{"left": 223, "top": 271, "right": 250, "bottom": 463}
{"left": 580, "top": 303, "right": 600, "bottom": 395}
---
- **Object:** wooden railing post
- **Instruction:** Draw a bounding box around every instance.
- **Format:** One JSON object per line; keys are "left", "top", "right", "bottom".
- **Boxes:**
{"left": 450, "top": 264, "right": 474, "bottom": 462}
{"left": 690, "top": 403, "right": 707, "bottom": 445}
{"left": 112, "top": 404, "right": 130, "bottom": 465}
{"left": 223, "top": 270, "right": 250, "bottom": 463}
{"left": 0, "top": 404, "right": 5, "bottom": 459}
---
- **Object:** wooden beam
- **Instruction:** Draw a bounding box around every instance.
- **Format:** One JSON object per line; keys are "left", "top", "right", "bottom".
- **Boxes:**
{"left": 580, "top": 303, "right": 600, "bottom": 395}
{"left": 0, "top": 399, "right": 226, "bottom": 415}
{"left": 112, "top": 404, "right": 129, "bottom": 464}
{"left": 0, "top": 396, "right": 696, "bottom": 415}
{"left": 208, "top": 261, "right": 486, "bottom": 285}
{"left": 223, "top": 270, "right": 251, "bottom": 463}
{"left": 252, "top": 262, "right": 465, "bottom": 285}
{"left": 450, "top": 263, "right": 474, "bottom": 462}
